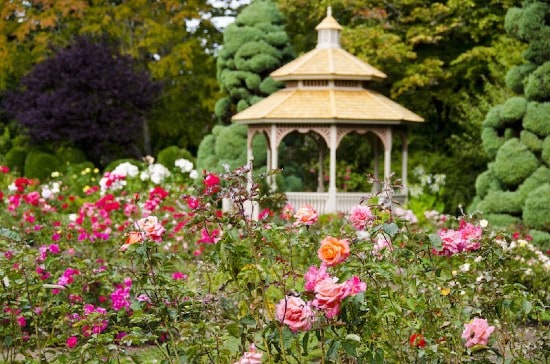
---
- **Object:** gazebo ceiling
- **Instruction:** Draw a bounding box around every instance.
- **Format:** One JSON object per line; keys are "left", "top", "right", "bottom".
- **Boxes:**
{"left": 232, "top": 88, "right": 424, "bottom": 124}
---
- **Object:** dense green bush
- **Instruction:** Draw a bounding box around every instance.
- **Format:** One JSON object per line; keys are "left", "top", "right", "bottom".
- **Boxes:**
{"left": 55, "top": 146, "right": 88, "bottom": 166}
{"left": 542, "top": 136, "right": 550, "bottom": 165}
{"left": 523, "top": 183, "right": 550, "bottom": 231}
{"left": 499, "top": 96, "right": 527, "bottom": 122}
{"left": 524, "top": 62, "right": 550, "bottom": 101}
{"left": 104, "top": 158, "right": 144, "bottom": 172}
{"left": 505, "top": 63, "right": 536, "bottom": 93}
{"left": 493, "top": 138, "right": 538, "bottom": 186}
{"left": 24, "top": 150, "right": 61, "bottom": 181}
{"left": 524, "top": 102, "right": 550, "bottom": 136}
{"left": 4, "top": 147, "right": 27, "bottom": 174}
{"left": 481, "top": 128, "right": 506, "bottom": 159}
{"left": 476, "top": 190, "right": 523, "bottom": 214}
{"left": 156, "top": 146, "right": 194, "bottom": 171}
{"left": 520, "top": 130, "right": 542, "bottom": 152}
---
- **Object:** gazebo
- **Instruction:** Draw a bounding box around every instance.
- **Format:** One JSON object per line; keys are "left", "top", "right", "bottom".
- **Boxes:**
{"left": 232, "top": 8, "right": 424, "bottom": 214}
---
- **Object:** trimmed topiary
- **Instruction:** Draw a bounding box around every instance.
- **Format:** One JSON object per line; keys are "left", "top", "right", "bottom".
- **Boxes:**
{"left": 524, "top": 61, "right": 550, "bottom": 101}
{"left": 528, "top": 229, "right": 550, "bottom": 250}
{"left": 55, "top": 146, "right": 88, "bottom": 166}
{"left": 478, "top": 190, "right": 523, "bottom": 214}
{"left": 542, "top": 136, "right": 550, "bottom": 166}
{"left": 481, "top": 105, "right": 502, "bottom": 129}
{"left": 493, "top": 138, "right": 539, "bottom": 186}
{"left": 500, "top": 96, "right": 527, "bottom": 123}
{"left": 24, "top": 150, "right": 61, "bottom": 181}
{"left": 484, "top": 213, "right": 522, "bottom": 228}
{"left": 481, "top": 128, "right": 506, "bottom": 159}
{"left": 523, "top": 102, "right": 550, "bottom": 136}
{"left": 523, "top": 183, "right": 550, "bottom": 231}
{"left": 474, "top": 168, "right": 501, "bottom": 198}
{"left": 517, "top": 166, "right": 550, "bottom": 200}
{"left": 505, "top": 63, "right": 536, "bottom": 93}
{"left": 4, "top": 147, "right": 27, "bottom": 175}
{"left": 520, "top": 130, "right": 542, "bottom": 152}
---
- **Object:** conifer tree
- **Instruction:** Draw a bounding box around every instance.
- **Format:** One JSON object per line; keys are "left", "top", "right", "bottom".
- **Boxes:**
{"left": 471, "top": 0, "right": 550, "bottom": 245}
{"left": 214, "top": 0, "right": 294, "bottom": 124}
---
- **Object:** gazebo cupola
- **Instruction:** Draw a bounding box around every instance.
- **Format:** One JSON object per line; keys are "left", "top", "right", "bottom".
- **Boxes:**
{"left": 233, "top": 7, "right": 424, "bottom": 214}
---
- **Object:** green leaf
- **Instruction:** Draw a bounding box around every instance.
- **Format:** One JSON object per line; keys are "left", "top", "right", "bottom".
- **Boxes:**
{"left": 382, "top": 223, "right": 399, "bottom": 237}
{"left": 226, "top": 323, "right": 241, "bottom": 338}
{"left": 301, "top": 331, "right": 309, "bottom": 356}
{"left": 522, "top": 299, "right": 532, "bottom": 314}
{"left": 0, "top": 228, "right": 21, "bottom": 242}
{"left": 428, "top": 234, "right": 442, "bottom": 250}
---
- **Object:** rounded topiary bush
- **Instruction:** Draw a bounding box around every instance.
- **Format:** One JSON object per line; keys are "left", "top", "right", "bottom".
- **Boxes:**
{"left": 524, "top": 61, "right": 550, "bottom": 101}
{"left": 505, "top": 63, "right": 537, "bottom": 93}
{"left": 481, "top": 128, "right": 506, "bottom": 159}
{"left": 523, "top": 102, "right": 550, "bottom": 136}
{"left": 196, "top": 134, "right": 217, "bottom": 171}
{"left": 24, "top": 150, "right": 61, "bottom": 181}
{"left": 214, "top": 124, "right": 248, "bottom": 162}
{"left": 493, "top": 138, "right": 539, "bottom": 186}
{"left": 520, "top": 130, "right": 542, "bottom": 152}
{"left": 474, "top": 168, "right": 501, "bottom": 198}
{"left": 157, "top": 146, "right": 194, "bottom": 171}
{"left": 517, "top": 166, "right": 550, "bottom": 200}
{"left": 500, "top": 96, "right": 527, "bottom": 123}
{"left": 55, "top": 146, "right": 88, "bottom": 166}
{"left": 5, "top": 147, "right": 27, "bottom": 175}
{"left": 528, "top": 229, "right": 550, "bottom": 249}
{"left": 104, "top": 158, "right": 143, "bottom": 172}
{"left": 542, "top": 136, "right": 550, "bottom": 166}
{"left": 523, "top": 183, "right": 550, "bottom": 231}
{"left": 484, "top": 213, "right": 522, "bottom": 228}
{"left": 478, "top": 190, "right": 523, "bottom": 214}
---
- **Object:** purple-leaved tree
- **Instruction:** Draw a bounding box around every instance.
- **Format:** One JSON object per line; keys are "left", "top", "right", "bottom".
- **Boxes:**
{"left": 3, "top": 36, "right": 161, "bottom": 167}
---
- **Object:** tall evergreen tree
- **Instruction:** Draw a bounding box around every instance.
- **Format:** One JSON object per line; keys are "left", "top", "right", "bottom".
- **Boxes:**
{"left": 471, "top": 0, "right": 550, "bottom": 245}
{"left": 214, "top": 0, "right": 294, "bottom": 124}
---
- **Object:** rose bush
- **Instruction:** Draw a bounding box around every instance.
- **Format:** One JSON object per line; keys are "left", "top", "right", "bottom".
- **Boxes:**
{"left": 0, "top": 161, "right": 548, "bottom": 363}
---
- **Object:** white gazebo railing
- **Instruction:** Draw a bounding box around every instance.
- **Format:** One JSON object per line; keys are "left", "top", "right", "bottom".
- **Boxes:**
{"left": 285, "top": 192, "right": 406, "bottom": 215}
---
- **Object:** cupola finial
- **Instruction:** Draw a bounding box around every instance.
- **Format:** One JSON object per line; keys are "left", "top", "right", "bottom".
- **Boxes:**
{"left": 327, "top": 6, "right": 332, "bottom": 17}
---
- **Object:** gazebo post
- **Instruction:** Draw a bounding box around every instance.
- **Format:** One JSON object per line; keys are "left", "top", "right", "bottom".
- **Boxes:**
{"left": 373, "top": 135, "right": 380, "bottom": 193}
{"left": 383, "top": 127, "right": 392, "bottom": 180}
{"left": 401, "top": 131, "right": 408, "bottom": 196}
{"left": 244, "top": 130, "right": 259, "bottom": 220}
{"left": 327, "top": 125, "right": 337, "bottom": 212}
{"left": 270, "top": 124, "right": 278, "bottom": 192}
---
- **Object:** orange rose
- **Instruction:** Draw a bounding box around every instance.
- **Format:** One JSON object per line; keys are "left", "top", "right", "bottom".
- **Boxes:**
{"left": 119, "top": 231, "right": 144, "bottom": 251}
{"left": 317, "top": 236, "right": 350, "bottom": 266}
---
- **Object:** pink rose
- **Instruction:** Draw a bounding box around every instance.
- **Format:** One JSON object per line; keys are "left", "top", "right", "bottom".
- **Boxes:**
{"left": 312, "top": 278, "right": 347, "bottom": 318}
{"left": 462, "top": 318, "right": 495, "bottom": 348}
{"left": 293, "top": 205, "right": 318, "bottom": 226}
{"left": 275, "top": 296, "right": 312, "bottom": 332}
{"left": 348, "top": 205, "right": 374, "bottom": 230}
{"left": 67, "top": 336, "right": 78, "bottom": 349}
{"left": 136, "top": 216, "right": 165, "bottom": 242}
{"left": 343, "top": 276, "right": 366, "bottom": 296}
{"left": 233, "top": 343, "right": 263, "bottom": 364}
{"left": 304, "top": 264, "right": 330, "bottom": 292}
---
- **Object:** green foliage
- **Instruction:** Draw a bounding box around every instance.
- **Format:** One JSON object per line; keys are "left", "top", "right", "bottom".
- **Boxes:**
{"left": 104, "top": 158, "right": 144, "bottom": 172}
{"left": 524, "top": 61, "right": 550, "bottom": 101}
{"left": 499, "top": 96, "right": 527, "bottom": 123}
{"left": 4, "top": 147, "right": 27, "bottom": 175}
{"left": 523, "top": 101, "right": 550, "bottom": 136}
{"left": 520, "top": 130, "right": 542, "bottom": 152}
{"left": 476, "top": 190, "right": 523, "bottom": 214}
{"left": 24, "top": 150, "right": 61, "bottom": 181}
{"left": 542, "top": 136, "right": 550, "bottom": 166}
{"left": 474, "top": 168, "right": 500, "bottom": 198}
{"left": 493, "top": 139, "right": 539, "bottom": 187}
{"left": 528, "top": 229, "right": 550, "bottom": 249}
{"left": 215, "top": 0, "right": 294, "bottom": 123}
{"left": 156, "top": 146, "right": 195, "bottom": 171}
{"left": 517, "top": 166, "right": 550, "bottom": 200}
{"left": 505, "top": 63, "right": 536, "bottom": 93}
{"left": 523, "top": 183, "right": 550, "bottom": 231}
{"left": 484, "top": 213, "right": 522, "bottom": 228}
{"left": 55, "top": 146, "right": 88, "bottom": 166}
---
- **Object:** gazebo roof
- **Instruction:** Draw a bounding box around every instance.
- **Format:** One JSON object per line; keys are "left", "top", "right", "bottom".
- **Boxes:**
{"left": 232, "top": 7, "right": 424, "bottom": 125}
{"left": 232, "top": 88, "right": 424, "bottom": 124}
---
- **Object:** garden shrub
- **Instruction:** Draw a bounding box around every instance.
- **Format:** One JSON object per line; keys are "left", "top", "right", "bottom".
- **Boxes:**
{"left": 474, "top": 167, "right": 500, "bottom": 198}
{"left": 523, "top": 183, "right": 550, "bottom": 231}
{"left": 55, "top": 146, "right": 88, "bottom": 166}
{"left": 24, "top": 150, "right": 61, "bottom": 181}
{"left": 481, "top": 127, "right": 505, "bottom": 159}
{"left": 528, "top": 229, "right": 550, "bottom": 249}
{"left": 516, "top": 166, "right": 550, "bottom": 200}
{"left": 156, "top": 146, "right": 195, "bottom": 171}
{"left": 505, "top": 63, "right": 536, "bottom": 93}
{"left": 477, "top": 190, "right": 523, "bottom": 214}
{"left": 493, "top": 138, "right": 538, "bottom": 186}
{"left": 523, "top": 102, "right": 550, "bottom": 136}
{"left": 520, "top": 130, "right": 542, "bottom": 152}
{"left": 542, "top": 135, "right": 550, "bottom": 166}
{"left": 4, "top": 147, "right": 27, "bottom": 174}
{"left": 499, "top": 96, "right": 527, "bottom": 123}
{"left": 481, "top": 105, "right": 502, "bottom": 128}
{"left": 484, "top": 213, "right": 522, "bottom": 228}
{"left": 524, "top": 61, "right": 550, "bottom": 101}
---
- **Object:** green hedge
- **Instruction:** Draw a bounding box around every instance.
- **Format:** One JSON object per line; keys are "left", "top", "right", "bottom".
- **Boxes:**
{"left": 493, "top": 138, "right": 539, "bottom": 186}
{"left": 523, "top": 183, "right": 550, "bottom": 231}
{"left": 24, "top": 150, "right": 61, "bottom": 181}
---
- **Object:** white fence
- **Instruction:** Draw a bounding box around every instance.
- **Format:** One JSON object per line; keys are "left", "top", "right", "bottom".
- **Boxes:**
{"left": 285, "top": 192, "right": 406, "bottom": 215}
